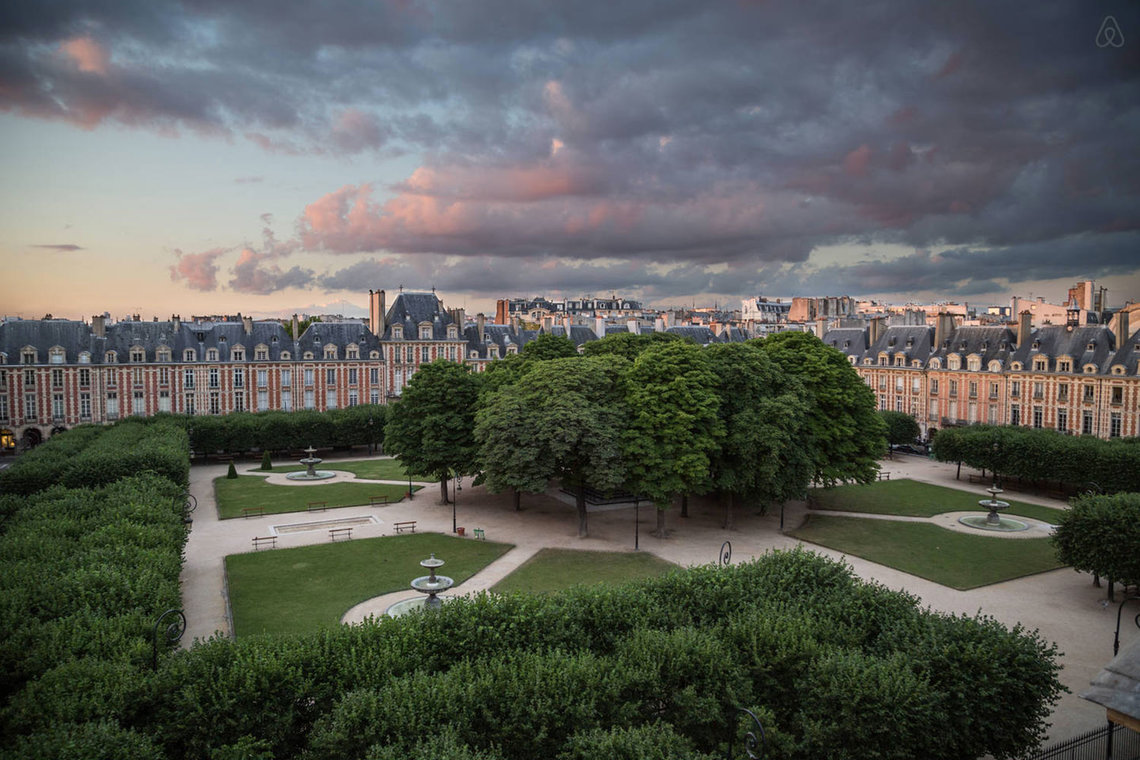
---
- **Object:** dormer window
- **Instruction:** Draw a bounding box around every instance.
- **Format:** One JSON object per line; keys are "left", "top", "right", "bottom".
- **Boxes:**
{"left": 888, "top": 337, "right": 897, "bottom": 347}
{"left": 78, "top": 352, "right": 91, "bottom": 364}
{"left": 863, "top": 357, "right": 873, "bottom": 365}
{"left": 988, "top": 360, "right": 1002, "bottom": 373}
{"left": 980, "top": 341, "right": 988, "bottom": 351}
{"left": 393, "top": 325, "right": 404, "bottom": 340}
{"left": 967, "top": 357, "right": 980, "bottom": 372}
{"left": 488, "top": 345, "right": 499, "bottom": 359}
{"left": 1034, "top": 358, "right": 1047, "bottom": 372}
{"left": 346, "top": 345, "right": 359, "bottom": 360}
{"left": 894, "top": 355, "right": 904, "bottom": 367}
{"left": 231, "top": 348, "right": 244, "bottom": 361}
{"left": 1112, "top": 365, "right": 1125, "bottom": 375}
{"left": 21, "top": 348, "right": 37, "bottom": 365}
{"left": 1084, "top": 364, "right": 1097, "bottom": 374}
{"left": 507, "top": 345, "right": 518, "bottom": 355}
{"left": 470, "top": 351, "right": 479, "bottom": 359}
{"left": 255, "top": 344, "right": 269, "bottom": 361}
{"left": 303, "top": 351, "right": 314, "bottom": 360}
{"left": 928, "top": 358, "right": 941, "bottom": 370}
{"left": 419, "top": 324, "right": 432, "bottom": 340}
{"left": 280, "top": 351, "right": 291, "bottom": 360}
{"left": 183, "top": 349, "right": 196, "bottom": 362}
{"left": 905, "top": 337, "right": 914, "bottom": 348}
{"left": 447, "top": 325, "right": 458, "bottom": 340}
{"left": 206, "top": 348, "right": 219, "bottom": 361}
{"left": 324, "top": 344, "right": 338, "bottom": 360}
{"left": 131, "top": 348, "right": 145, "bottom": 363}
{"left": 105, "top": 350, "right": 117, "bottom": 363}
{"left": 1032, "top": 340, "right": 1040, "bottom": 350}
{"left": 947, "top": 355, "right": 961, "bottom": 371}
{"left": 843, "top": 340, "right": 851, "bottom": 349}
{"left": 157, "top": 347, "right": 171, "bottom": 362}
{"left": 912, "top": 360, "right": 922, "bottom": 368}
{"left": 1086, "top": 341, "right": 1096, "bottom": 351}
{"left": 49, "top": 347, "right": 65, "bottom": 364}
{"left": 1011, "top": 361, "right": 1022, "bottom": 371}
{"left": 370, "top": 350, "right": 380, "bottom": 359}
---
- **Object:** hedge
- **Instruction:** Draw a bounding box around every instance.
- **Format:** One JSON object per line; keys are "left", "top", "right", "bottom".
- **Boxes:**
{"left": 156, "top": 405, "right": 388, "bottom": 456}
{"left": 931, "top": 424, "right": 1140, "bottom": 494}
{"left": 1052, "top": 492, "right": 1140, "bottom": 590}
{"left": 2, "top": 549, "right": 1063, "bottom": 760}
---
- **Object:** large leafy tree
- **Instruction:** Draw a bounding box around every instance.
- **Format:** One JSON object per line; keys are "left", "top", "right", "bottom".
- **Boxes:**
{"left": 475, "top": 355, "right": 629, "bottom": 537}
{"left": 879, "top": 410, "right": 920, "bottom": 457}
{"left": 755, "top": 332, "right": 886, "bottom": 486}
{"left": 704, "top": 343, "right": 812, "bottom": 527}
{"left": 582, "top": 331, "right": 683, "bottom": 361}
{"left": 623, "top": 341, "right": 722, "bottom": 535}
{"left": 520, "top": 333, "right": 579, "bottom": 361}
{"left": 384, "top": 360, "right": 481, "bottom": 503}
{"left": 1053, "top": 492, "right": 1140, "bottom": 599}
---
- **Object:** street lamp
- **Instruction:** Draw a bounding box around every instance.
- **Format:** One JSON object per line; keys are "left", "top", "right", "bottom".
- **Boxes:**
{"left": 451, "top": 468, "right": 461, "bottom": 534}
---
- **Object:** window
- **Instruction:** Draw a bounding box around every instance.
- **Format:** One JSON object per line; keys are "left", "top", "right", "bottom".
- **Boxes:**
{"left": 232, "top": 348, "right": 244, "bottom": 361}
{"left": 392, "top": 325, "right": 403, "bottom": 340}
{"left": 967, "top": 357, "right": 980, "bottom": 371}
{"left": 349, "top": 390, "right": 358, "bottom": 407}
{"left": 159, "top": 391, "right": 171, "bottom": 413}
{"left": 209, "top": 368, "right": 219, "bottom": 389}
{"left": 49, "top": 348, "right": 64, "bottom": 364}
{"left": 370, "top": 367, "right": 379, "bottom": 384}
{"left": 1111, "top": 386, "right": 1123, "bottom": 405}
{"left": 133, "top": 367, "right": 143, "bottom": 387}
{"left": 132, "top": 390, "right": 144, "bottom": 416}
{"left": 105, "top": 350, "right": 116, "bottom": 364}
{"left": 157, "top": 347, "right": 171, "bottom": 362}
{"left": 256, "top": 348, "right": 268, "bottom": 361}
{"left": 257, "top": 370, "right": 268, "bottom": 388}
{"left": 1034, "top": 358, "right": 1047, "bottom": 372}
{"left": 304, "top": 390, "right": 315, "bottom": 410}
{"left": 79, "top": 368, "right": 90, "bottom": 387}
{"left": 987, "top": 405, "right": 997, "bottom": 424}
{"left": 326, "top": 368, "right": 336, "bottom": 385}
{"left": 324, "top": 345, "right": 337, "bottom": 360}
{"left": 185, "top": 395, "right": 196, "bottom": 415}
{"left": 894, "top": 355, "right": 904, "bottom": 367}
{"left": 420, "top": 325, "right": 432, "bottom": 340}
{"left": 51, "top": 369, "right": 63, "bottom": 388}
{"left": 1011, "top": 381, "right": 1020, "bottom": 398}
{"left": 183, "top": 349, "right": 196, "bottom": 362}
{"left": 895, "top": 377, "right": 903, "bottom": 392}
{"left": 1057, "top": 408, "right": 1068, "bottom": 432}
{"left": 947, "top": 355, "right": 961, "bottom": 371}
{"left": 233, "top": 393, "right": 243, "bottom": 412}
{"left": 948, "top": 400, "right": 957, "bottom": 421}
{"left": 52, "top": 394, "right": 64, "bottom": 421}
{"left": 24, "top": 369, "right": 36, "bottom": 387}
{"left": 930, "top": 379, "right": 939, "bottom": 395}
{"left": 78, "top": 352, "right": 91, "bottom": 364}
{"left": 159, "top": 367, "right": 169, "bottom": 385}
{"left": 968, "top": 381, "right": 977, "bottom": 399}
{"left": 80, "top": 393, "right": 91, "bottom": 420}
{"left": 1083, "top": 384, "right": 1094, "bottom": 402}
{"left": 281, "top": 370, "right": 291, "bottom": 387}
{"left": 422, "top": 346, "right": 430, "bottom": 363}
{"left": 281, "top": 390, "right": 292, "bottom": 412}
{"left": 184, "top": 369, "right": 195, "bottom": 389}
{"left": 347, "top": 346, "right": 358, "bottom": 360}
{"left": 1059, "top": 383, "right": 1069, "bottom": 401}
{"left": 22, "top": 349, "right": 36, "bottom": 365}
{"left": 1033, "top": 406, "right": 1043, "bottom": 428}
{"left": 1110, "top": 413, "right": 1122, "bottom": 438}
{"left": 209, "top": 393, "right": 220, "bottom": 415}
{"left": 911, "top": 377, "right": 920, "bottom": 393}
{"left": 1082, "top": 410, "right": 1093, "bottom": 435}
{"left": 280, "top": 350, "right": 291, "bottom": 361}
{"left": 234, "top": 369, "right": 244, "bottom": 388}
{"left": 878, "top": 377, "right": 886, "bottom": 391}
{"left": 131, "top": 348, "right": 145, "bottom": 362}
{"left": 447, "top": 325, "right": 458, "bottom": 340}
{"left": 106, "top": 393, "right": 118, "bottom": 419}
{"left": 448, "top": 347, "right": 456, "bottom": 361}
{"left": 370, "top": 389, "right": 379, "bottom": 405}
{"left": 895, "top": 397, "right": 903, "bottom": 412}
{"left": 257, "top": 390, "right": 268, "bottom": 412}
{"left": 1033, "top": 382, "right": 1043, "bottom": 399}
{"left": 949, "top": 380, "right": 958, "bottom": 398}
{"left": 989, "top": 382, "right": 998, "bottom": 399}
{"left": 405, "top": 346, "right": 414, "bottom": 363}
{"left": 1010, "top": 405, "right": 1020, "bottom": 426}
{"left": 1058, "top": 360, "right": 1071, "bottom": 373}
{"left": 105, "top": 369, "right": 116, "bottom": 387}
{"left": 326, "top": 390, "right": 337, "bottom": 410}
{"left": 348, "top": 368, "right": 358, "bottom": 385}
{"left": 967, "top": 401, "right": 977, "bottom": 423}
{"left": 304, "top": 369, "right": 314, "bottom": 386}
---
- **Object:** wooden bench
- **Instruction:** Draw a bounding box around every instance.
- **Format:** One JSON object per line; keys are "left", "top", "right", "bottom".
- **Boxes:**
{"left": 329, "top": 527, "right": 353, "bottom": 542}
{"left": 252, "top": 536, "right": 276, "bottom": 551}
{"left": 473, "top": 528, "right": 485, "bottom": 541}
{"left": 369, "top": 495, "right": 389, "bottom": 507}
{"left": 877, "top": 472, "right": 890, "bottom": 481}
{"left": 307, "top": 501, "right": 327, "bottom": 512}
{"left": 241, "top": 506, "right": 265, "bottom": 519}
{"left": 394, "top": 520, "right": 417, "bottom": 534}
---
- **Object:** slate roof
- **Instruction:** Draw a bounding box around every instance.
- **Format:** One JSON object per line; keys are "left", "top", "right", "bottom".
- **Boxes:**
{"left": 933, "top": 326, "right": 1017, "bottom": 369}
{"left": 868, "top": 325, "right": 935, "bottom": 364}
{"left": 379, "top": 292, "right": 458, "bottom": 341}
{"left": 1107, "top": 329, "right": 1140, "bottom": 375}
{"left": 1011, "top": 325, "right": 1115, "bottom": 373}
{"left": 665, "top": 326, "right": 718, "bottom": 345}
{"left": 297, "top": 322, "right": 382, "bottom": 358}
{"left": 821, "top": 327, "right": 869, "bottom": 360}
{"left": 0, "top": 320, "right": 99, "bottom": 365}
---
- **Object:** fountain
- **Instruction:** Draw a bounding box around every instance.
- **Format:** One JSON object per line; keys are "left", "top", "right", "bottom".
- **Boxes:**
{"left": 958, "top": 482, "right": 1029, "bottom": 532}
{"left": 386, "top": 553, "right": 455, "bottom": 617}
{"left": 285, "top": 445, "right": 336, "bottom": 481}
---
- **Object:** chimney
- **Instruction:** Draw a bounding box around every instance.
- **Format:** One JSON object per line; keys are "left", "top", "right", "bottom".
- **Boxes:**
{"left": 542, "top": 315, "right": 554, "bottom": 331}
{"left": 510, "top": 315, "right": 520, "bottom": 332}
{"left": 562, "top": 316, "right": 572, "bottom": 335}
{"left": 627, "top": 319, "right": 640, "bottom": 335}
{"left": 369, "top": 289, "right": 387, "bottom": 338}
{"left": 870, "top": 316, "right": 885, "bottom": 345}
{"left": 595, "top": 317, "right": 606, "bottom": 339}
{"left": 654, "top": 317, "right": 666, "bottom": 333}
{"left": 934, "top": 312, "right": 953, "bottom": 348}
{"left": 477, "top": 313, "right": 486, "bottom": 342}
{"left": 815, "top": 318, "right": 827, "bottom": 339}
{"left": 1018, "top": 310, "right": 1032, "bottom": 347}
{"left": 171, "top": 314, "right": 180, "bottom": 333}
{"left": 292, "top": 313, "right": 300, "bottom": 339}
{"left": 1116, "top": 310, "right": 1130, "bottom": 345}
{"left": 91, "top": 314, "right": 106, "bottom": 338}
{"left": 241, "top": 315, "right": 253, "bottom": 335}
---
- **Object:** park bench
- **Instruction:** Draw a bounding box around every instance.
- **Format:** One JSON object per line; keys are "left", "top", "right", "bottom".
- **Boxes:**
{"left": 473, "top": 528, "right": 485, "bottom": 541}
{"left": 369, "top": 495, "right": 389, "bottom": 507}
{"left": 241, "top": 506, "right": 265, "bottom": 519}
{"left": 967, "top": 473, "right": 990, "bottom": 485}
{"left": 394, "top": 520, "right": 417, "bottom": 534}
{"left": 307, "top": 501, "right": 327, "bottom": 512}
{"left": 216, "top": 454, "right": 236, "bottom": 463}
{"left": 329, "top": 527, "right": 353, "bottom": 542}
{"left": 252, "top": 536, "right": 276, "bottom": 551}
{"left": 877, "top": 472, "right": 890, "bottom": 481}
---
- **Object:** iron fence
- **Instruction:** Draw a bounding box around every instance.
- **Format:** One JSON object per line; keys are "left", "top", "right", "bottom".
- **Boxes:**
{"left": 1022, "top": 723, "right": 1139, "bottom": 760}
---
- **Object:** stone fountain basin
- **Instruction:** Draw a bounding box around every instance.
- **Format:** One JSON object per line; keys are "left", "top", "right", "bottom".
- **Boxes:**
{"left": 411, "top": 575, "right": 454, "bottom": 592}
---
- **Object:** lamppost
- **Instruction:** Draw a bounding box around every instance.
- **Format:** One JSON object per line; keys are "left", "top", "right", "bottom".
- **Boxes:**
{"left": 451, "top": 468, "right": 461, "bottom": 534}
{"left": 634, "top": 495, "right": 640, "bottom": 551}
{"left": 366, "top": 414, "right": 374, "bottom": 455}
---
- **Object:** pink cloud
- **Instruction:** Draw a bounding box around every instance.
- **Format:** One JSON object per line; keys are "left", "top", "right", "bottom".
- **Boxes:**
{"left": 60, "top": 37, "right": 110, "bottom": 75}
{"left": 330, "top": 109, "right": 387, "bottom": 153}
{"left": 398, "top": 162, "right": 603, "bottom": 203}
{"left": 170, "top": 248, "right": 226, "bottom": 291}
{"left": 843, "top": 144, "right": 872, "bottom": 176}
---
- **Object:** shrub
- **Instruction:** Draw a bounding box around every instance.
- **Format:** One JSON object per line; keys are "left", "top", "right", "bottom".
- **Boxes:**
{"left": 226, "top": 462, "right": 238, "bottom": 479}
{"left": 1053, "top": 492, "right": 1140, "bottom": 589}
{"left": 260, "top": 451, "right": 273, "bottom": 471}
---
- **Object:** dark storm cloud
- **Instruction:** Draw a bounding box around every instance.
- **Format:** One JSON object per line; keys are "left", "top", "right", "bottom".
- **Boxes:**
{"left": 10, "top": 1, "right": 1134, "bottom": 295}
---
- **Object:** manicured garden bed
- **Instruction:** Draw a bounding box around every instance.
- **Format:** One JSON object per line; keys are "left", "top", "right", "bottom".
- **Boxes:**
{"left": 810, "top": 478, "right": 1066, "bottom": 523}
{"left": 214, "top": 475, "right": 420, "bottom": 518}
{"left": 226, "top": 532, "right": 512, "bottom": 636}
{"left": 491, "top": 548, "right": 677, "bottom": 594}
{"left": 791, "top": 514, "right": 1065, "bottom": 589}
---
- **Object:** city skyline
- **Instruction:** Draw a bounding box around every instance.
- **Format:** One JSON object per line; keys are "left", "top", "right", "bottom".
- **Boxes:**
{"left": 1, "top": 1, "right": 1138, "bottom": 320}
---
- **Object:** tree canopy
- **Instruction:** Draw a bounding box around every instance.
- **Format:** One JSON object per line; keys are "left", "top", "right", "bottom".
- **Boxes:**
{"left": 475, "top": 355, "right": 629, "bottom": 536}
{"left": 582, "top": 331, "right": 683, "bottom": 361}
{"left": 880, "top": 410, "right": 920, "bottom": 453}
{"left": 385, "top": 360, "right": 481, "bottom": 502}
{"left": 755, "top": 332, "right": 885, "bottom": 486}
{"left": 1052, "top": 491, "right": 1140, "bottom": 595}
{"left": 520, "top": 333, "right": 579, "bottom": 361}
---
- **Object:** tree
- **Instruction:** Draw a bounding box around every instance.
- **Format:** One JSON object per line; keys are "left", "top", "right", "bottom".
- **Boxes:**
{"left": 520, "top": 333, "right": 579, "bottom": 361}
{"left": 704, "top": 343, "right": 812, "bottom": 528}
{"left": 1053, "top": 492, "right": 1140, "bottom": 600}
{"left": 755, "top": 332, "right": 886, "bottom": 486}
{"left": 385, "top": 360, "right": 481, "bottom": 504}
{"left": 623, "top": 341, "right": 722, "bottom": 536}
{"left": 475, "top": 355, "right": 628, "bottom": 537}
{"left": 879, "top": 410, "right": 920, "bottom": 457}
{"left": 583, "top": 331, "right": 683, "bottom": 362}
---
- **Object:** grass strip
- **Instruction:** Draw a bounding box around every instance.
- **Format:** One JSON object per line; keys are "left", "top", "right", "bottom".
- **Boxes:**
{"left": 491, "top": 548, "right": 677, "bottom": 595}
{"left": 215, "top": 476, "right": 420, "bottom": 519}
{"left": 810, "top": 478, "right": 1065, "bottom": 523}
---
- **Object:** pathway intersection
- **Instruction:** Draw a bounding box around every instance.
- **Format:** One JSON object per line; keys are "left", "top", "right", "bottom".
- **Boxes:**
{"left": 180, "top": 453, "right": 1136, "bottom": 745}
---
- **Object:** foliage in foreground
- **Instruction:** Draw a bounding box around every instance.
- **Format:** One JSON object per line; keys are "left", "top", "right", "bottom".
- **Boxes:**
{"left": 2, "top": 549, "right": 1063, "bottom": 760}
{"left": 1052, "top": 491, "right": 1140, "bottom": 589}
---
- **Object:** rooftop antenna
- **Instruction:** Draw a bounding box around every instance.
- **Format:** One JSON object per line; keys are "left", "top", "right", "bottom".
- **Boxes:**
{"left": 399, "top": 284, "right": 404, "bottom": 293}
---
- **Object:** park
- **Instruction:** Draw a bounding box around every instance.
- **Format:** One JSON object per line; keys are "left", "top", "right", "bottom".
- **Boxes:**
{"left": 2, "top": 331, "right": 1139, "bottom": 759}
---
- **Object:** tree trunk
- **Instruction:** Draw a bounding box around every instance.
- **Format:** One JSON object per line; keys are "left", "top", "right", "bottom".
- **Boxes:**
{"left": 513, "top": 488, "right": 521, "bottom": 512}
{"left": 1094, "top": 573, "right": 1101, "bottom": 588}
{"left": 576, "top": 483, "right": 588, "bottom": 538}
{"left": 1108, "top": 577, "right": 1115, "bottom": 603}
{"left": 439, "top": 477, "right": 451, "bottom": 505}
{"left": 956, "top": 461, "right": 961, "bottom": 480}
{"left": 723, "top": 492, "right": 734, "bottom": 530}
{"left": 681, "top": 494, "right": 689, "bottom": 518}
{"left": 656, "top": 507, "right": 666, "bottom": 537}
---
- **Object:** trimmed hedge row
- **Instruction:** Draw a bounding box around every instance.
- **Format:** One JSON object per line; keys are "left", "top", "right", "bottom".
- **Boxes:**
{"left": 931, "top": 424, "right": 1140, "bottom": 494}
{"left": 0, "top": 420, "right": 189, "bottom": 497}
{"left": 2, "top": 549, "right": 1063, "bottom": 760}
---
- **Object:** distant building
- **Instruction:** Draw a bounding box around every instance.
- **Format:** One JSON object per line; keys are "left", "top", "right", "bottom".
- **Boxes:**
{"left": 741, "top": 297, "right": 791, "bottom": 323}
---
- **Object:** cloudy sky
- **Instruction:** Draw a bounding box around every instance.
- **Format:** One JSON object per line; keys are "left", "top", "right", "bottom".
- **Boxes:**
{"left": 1, "top": 0, "right": 1137, "bottom": 320}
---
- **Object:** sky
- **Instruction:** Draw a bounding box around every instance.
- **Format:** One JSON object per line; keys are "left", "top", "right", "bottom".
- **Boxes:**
{"left": 1, "top": 0, "right": 1138, "bottom": 321}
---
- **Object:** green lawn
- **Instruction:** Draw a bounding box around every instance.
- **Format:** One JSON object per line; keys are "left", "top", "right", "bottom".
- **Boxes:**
{"left": 260, "top": 457, "right": 412, "bottom": 481}
{"left": 791, "top": 515, "right": 1065, "bottom": 590}
{"left": 490, "top": 548, "right": 678, "bottom": 594}
{"left": 226, "top": 533, "right": 512, "bottom": 636}
{"left": 810, "top": 478, "right": 1066, "bottom": 523}
{"left": 215, "top": 475, "right": 421, "bottom": 519}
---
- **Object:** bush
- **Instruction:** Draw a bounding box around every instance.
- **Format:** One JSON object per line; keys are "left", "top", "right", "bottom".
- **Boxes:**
{"left": 260, "top": 451, "right": 272, "bottom": 471}
{"left": 1053, "top": 492, "right": 1140, "bottom": 589}
{"left": 226, "top": 462, "right": 238, "bottom": 479}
